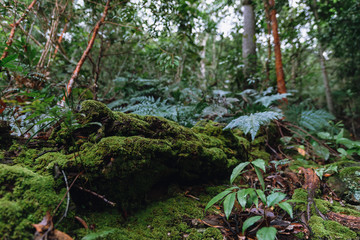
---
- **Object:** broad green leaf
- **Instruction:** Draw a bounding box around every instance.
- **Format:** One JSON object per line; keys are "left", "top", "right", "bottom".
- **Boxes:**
{"left": 317, "top": 132, "right": 332, "bottom": 140}
{"left": 280, "top": 136, "right": 292, "bottom": 145}
{"left": 256, "top": 189, "right": 266, "bottom": 204}
{"left": 242, "top": 216, "right": 262, "bottom": 234}
{"left": 266, "top": 192, "right": 286, "bottom": 207}
{"left": 278, "top": 201, "right": 293, "bottom": 218}
{"left": 337, "top": 137, "right": 356, "bottom": 149}
{"left": 315, "top": 168, "right": 325, "bottom": 180}
{"left": 223, "top": 192, "right": 237, "bottom": 219}
{"left": 337, "top": 148, "right": 348, "bottom": 157}
{"left": 237, "top": 188, "right": 254, "bottom": 208}
{"left": 254, "top": 166, "right": 265, "bottom": 191}
{"left": 252, "top": 159, "right": 266, "bottom": 172}
{"left": 312, "top": 142, "right": 330, "bottom": 160}
{"left": 249, "top": 189, "right": 258, "bottom": 208}
{"left": 256, "top": 227, "right": 277, "bottom": 240}
{"left": 205, "top": 190, "right": 231, "bottom": 212}
{"left": 230, "top": 162, "right": 250, "bottom": 184}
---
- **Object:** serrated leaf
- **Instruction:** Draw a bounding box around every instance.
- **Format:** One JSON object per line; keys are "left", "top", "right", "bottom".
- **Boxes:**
{"left": 242, "top": 216, "right": 262, "bottom": 234}
{"left": 256, "top": 189, "right": 266, "bottom": 204}
{"left": 237, "top": 188, "right": 254, "bottom": 208}
{"left": 252, "top": 159, "right": 266, "bottom": 172}
{"left": 205, "top": 190, "right": 231, "bottom": 212}
{"left": 278, "top": 201, "right": 293, "bottom": 218}
{"left": 266, "top": 192, "right": 286, "bottom": 207}
{"left": 254, "top": 166, "right": 265, "bottom": 191}
{"left": 230, "top": 162, "right": 250, "bottom": 184}
{"left": 223, "top": 192, "right": 237, "bottom": 219}
{"left": 256, "top": 227, "right": 277, "bottom": 240}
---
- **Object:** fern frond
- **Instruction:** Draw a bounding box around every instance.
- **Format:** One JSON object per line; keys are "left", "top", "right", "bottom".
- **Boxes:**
{"left": 255, "top": 93, "right": 292, "bottom": 107}
{"left": 298, "top": 109, "right": 334, "bottom": 132}
{"left": 224, "top": 111, "right": 283, "bottom": 140}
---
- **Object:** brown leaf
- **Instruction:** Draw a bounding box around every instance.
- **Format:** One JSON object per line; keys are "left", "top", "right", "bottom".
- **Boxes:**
{"left": 33, "top": 212, "right": 73, "bottom": 240}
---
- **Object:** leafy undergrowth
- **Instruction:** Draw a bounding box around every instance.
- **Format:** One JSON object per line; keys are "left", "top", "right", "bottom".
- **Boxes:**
{"left": 2, "top": 100, "right": 360, "bottom": 239}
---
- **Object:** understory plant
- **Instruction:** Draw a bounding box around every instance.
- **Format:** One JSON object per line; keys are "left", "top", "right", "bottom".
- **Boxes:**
{"left": 205, "top": 159, "right": 293, "bottom": 240}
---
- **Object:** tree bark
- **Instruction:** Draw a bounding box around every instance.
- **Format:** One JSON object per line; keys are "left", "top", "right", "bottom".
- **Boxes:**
{"left": 263, "top": 0, "right": 272, "bottom": 86}
{"left": 311, "top": 0, "right": 335, "bottom": 115}
{"left": 242, "top": 0, "right": 257, "bottom": 85}
{"left": 61, "top": 0, "right": 111, "bottom": 106}
{"left": 269, "top": 0, "right": 287, "bottom": 98}
{"left": 200, "top": 33, "right": 209, "bottom": 90}
{"left": 0, "top": 0, "right": 37, "bottom": 60}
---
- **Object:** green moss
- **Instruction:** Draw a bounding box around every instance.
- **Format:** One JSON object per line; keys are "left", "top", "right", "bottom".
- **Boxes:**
{"left": 35, "top": 152, "right": 72, "bottom": 172}
{"left": 309, "top": 216, "right": 357, "bottom": 239}
{"left": 80, "top": 100, "right": 117, "bottom": 123}
{"left": 13, "top": 148, "right": 40, "bottom": 167}
{"left": 249, "top": 147, "right": 270, "bottom": 161}
{"left": 340, "top": 166, "right": 360, "bottom": 179}
{"left": 78, "top": 191, "right": 222, "bottom": 240}
{"left": 0, "top": 164, "right": 63, "bottom": 239}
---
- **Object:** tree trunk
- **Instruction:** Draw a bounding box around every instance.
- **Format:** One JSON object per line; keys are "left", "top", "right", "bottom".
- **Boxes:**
{"left": 263, "top": 0, "right": 272, "bottom": 86}
{"left": 242, "top": 0, "right": 257, "bottom": 86}
{"left": 200, "top": 33, "right": 209, "bottom": 90}
{"left": 269, "top": 0, "right": 287, "bottom": 99}
{"left": 311, "top": 0, "right": 335, "bottom": 115}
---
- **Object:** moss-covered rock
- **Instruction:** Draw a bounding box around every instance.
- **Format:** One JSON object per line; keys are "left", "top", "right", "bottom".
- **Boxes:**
{"left": 0, "top": 164, "right": 64, "bottom": 239}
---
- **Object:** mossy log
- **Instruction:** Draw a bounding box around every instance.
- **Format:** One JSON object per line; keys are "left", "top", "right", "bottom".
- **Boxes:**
{"left": 1, "top": 100, "right": 271, "bottom": 238}
{"left": 43, "top": 101, "right": 258, "bottom": 207}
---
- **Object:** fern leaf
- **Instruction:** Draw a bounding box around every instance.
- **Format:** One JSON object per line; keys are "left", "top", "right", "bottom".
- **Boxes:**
{"left": 255, "top": 93, "right": 292, "bottom": 107}
{"left": 224, "top": 111, "right": 283, "bottom": 140}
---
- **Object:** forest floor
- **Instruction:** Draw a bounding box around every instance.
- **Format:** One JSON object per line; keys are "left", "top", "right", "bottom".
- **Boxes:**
{"left": 1, "top": 100, "right": 360, "bottom": 240}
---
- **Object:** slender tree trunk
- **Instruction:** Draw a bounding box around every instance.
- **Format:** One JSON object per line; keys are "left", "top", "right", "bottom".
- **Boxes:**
{"left": 311, "top": 0, "right": 335, "bottom": 115}
{"left": 269, "top": 0, "right": 287, "bottom": 98}
{"left": 200, "top": 33, "right": 209, "bottom": 90}
{"left": 242, "top": 0, "right": 257, "bottom": 86}
{"left": 61, "top": 0, "right": 111, "bottom": 106}
{"left": 0, "top": 0, "right": 37, "bottom": 60}
{"left": 263, "top": 0, "right": 272, "bottom": 86}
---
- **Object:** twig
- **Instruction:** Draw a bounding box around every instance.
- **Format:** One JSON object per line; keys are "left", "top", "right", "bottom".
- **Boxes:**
{"left": 54, "top": 170, "right": 70, "bottom": 228}
{"left": 53, "top": 171, "right": 83, "bottom": 215}
{"left": 76, "top": 185, "right": 116, "bottom": 207}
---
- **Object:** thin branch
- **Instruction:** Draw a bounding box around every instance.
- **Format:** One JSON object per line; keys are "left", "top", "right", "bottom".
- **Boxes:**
{"left": 61, "top": 0, "right": 112, "bottom": 106}
{"left": 76, "top": 185, "right": 116, "bottom": 207}
{"left": 1, "top": 0, "right": 37, "bottom": 60}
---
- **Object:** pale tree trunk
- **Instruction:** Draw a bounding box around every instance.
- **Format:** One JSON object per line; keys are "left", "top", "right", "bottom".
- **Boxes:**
{"left": 174, "top": 39, "right": 186, "bottom": 84}
{"left": 311, "top": 0, "right": 335, "bottom": 115}
{"left": 242, "top": 0, "right": 257, "bottom": 86}
{"left": 200, "top": 33, "right": 209, "bottom": 90}
{"left": 269, "top": 0, "right": 287, "bottom": 99}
